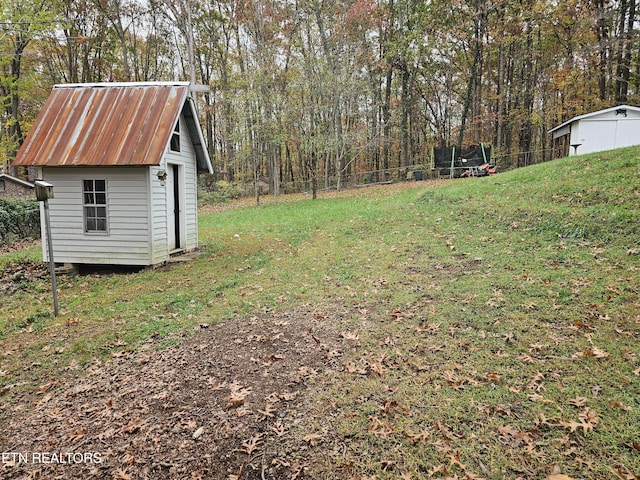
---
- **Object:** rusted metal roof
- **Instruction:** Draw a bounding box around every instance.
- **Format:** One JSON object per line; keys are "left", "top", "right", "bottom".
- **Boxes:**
{"left": 13, "top": 82, "right": 212, "bottom": 173}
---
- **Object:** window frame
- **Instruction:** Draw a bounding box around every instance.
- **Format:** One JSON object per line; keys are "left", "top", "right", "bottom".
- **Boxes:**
{"left": 170, "top": 120, "right": 181, "bottom": 152}
{"left": 82, "top": 179, "right": 108, "bottom": 234}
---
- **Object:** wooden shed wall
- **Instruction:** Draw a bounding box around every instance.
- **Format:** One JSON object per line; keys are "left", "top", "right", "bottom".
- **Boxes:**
{"left": 163, "top": 115, "right": 199, "bottom": 252}
{"left": 41, "top": 166, "right": 152, "bottom": 265}
{"left": 149, "top": 164, "right": 168, "bottom": 265}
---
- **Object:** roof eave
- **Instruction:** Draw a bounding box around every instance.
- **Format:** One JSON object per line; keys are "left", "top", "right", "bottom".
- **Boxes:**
{"left": 0, "top": 173, "right": 34, "bottom": 188}
{"left": 549, "top": 104, "right": 640, "bottom": 134}
{"left": 183, "top": 96, "right": 213, "bottom": 174}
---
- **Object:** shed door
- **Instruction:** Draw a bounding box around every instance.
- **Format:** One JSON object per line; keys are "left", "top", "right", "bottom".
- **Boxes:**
{"left": 614, "top": 118, "right": 640, "bottom": 149}
{"left": 167, "top": 164, "right": 181, "bottom": 251}
{"left": 577, "top": 120, "right": 616, "bottom": 154}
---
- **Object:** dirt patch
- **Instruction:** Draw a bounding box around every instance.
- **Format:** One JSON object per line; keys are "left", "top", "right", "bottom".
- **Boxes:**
{"left": 0, "top": 239, "right": 41, "bottom": 255}
{"left": 0, "top": 259, "right": 49, "bottom": 296}
{"left": 0, "top": 307, "right": 348, "bottom": 479}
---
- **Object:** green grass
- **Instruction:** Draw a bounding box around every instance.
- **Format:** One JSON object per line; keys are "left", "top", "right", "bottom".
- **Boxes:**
{"left": 1, "top": 146, "right": 639, "bottom": 478}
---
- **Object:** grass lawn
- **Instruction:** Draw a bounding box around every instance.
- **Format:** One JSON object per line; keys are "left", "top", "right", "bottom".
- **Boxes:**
{"left": 0, "top": 147, "right": 639, "bottom": 479}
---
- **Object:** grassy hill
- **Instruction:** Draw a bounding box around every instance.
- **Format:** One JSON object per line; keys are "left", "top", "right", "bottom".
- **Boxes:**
{"left": 0, "top": 147, "right": 639, "bottom": 478}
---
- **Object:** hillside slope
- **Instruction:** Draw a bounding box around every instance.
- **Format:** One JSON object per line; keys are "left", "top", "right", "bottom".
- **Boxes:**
{"left": 0, "top": 147, "right": 638, "bottom": 479}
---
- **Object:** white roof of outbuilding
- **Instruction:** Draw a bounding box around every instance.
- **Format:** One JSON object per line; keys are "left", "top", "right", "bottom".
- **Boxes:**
{"left": 549, "top": 104, "right": 640, "bottom": 134}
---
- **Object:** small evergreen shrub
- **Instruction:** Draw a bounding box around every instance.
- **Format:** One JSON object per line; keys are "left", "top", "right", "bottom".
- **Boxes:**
{"left": 0, "top": 198, "right": 40, "bottom": 245}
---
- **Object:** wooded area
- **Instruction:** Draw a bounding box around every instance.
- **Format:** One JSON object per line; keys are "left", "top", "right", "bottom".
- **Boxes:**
{"left": 1, "top": 0, "right": 639, "bottom": 192}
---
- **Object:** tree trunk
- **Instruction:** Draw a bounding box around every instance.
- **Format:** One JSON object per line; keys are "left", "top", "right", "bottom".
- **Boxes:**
{"left": 458, "top": 0, "right": 485, "bottom": 149}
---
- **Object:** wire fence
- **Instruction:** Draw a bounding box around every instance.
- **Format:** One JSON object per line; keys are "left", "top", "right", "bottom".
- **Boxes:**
{"left": 235, "top": 148, "right": 556, "bottom": 197}
{"left": 492, "top": 148, "right": 553, "bottom": 171}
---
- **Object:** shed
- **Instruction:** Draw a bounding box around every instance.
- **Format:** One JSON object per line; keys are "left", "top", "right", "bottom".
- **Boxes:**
{"left": 12, "top": 82, "right": 213, "bottom": 266}
{"left": 0, "top": 173, "right": 34, "bottom": 198}
{"left": 549, "top": 104, "right": 640, "bottom": 158}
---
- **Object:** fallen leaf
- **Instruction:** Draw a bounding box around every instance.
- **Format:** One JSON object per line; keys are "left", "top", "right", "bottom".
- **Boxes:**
{"left": 279, "top": 391, "right": 298, "bottom": 401}
{"left": 345, "top": 361, "right": 368, "bottom": 375}
{"left": 578, "top": 406, "right": 600, "bottom": 433}
{"left": 257, "top": 403, "right": 276, "bottom": 420}
{"left": 559, "top": 420, "right": 583, "bottom": 433}
{"left": 225, "top": 384, "right": 251, "bottom": 409}
{"left": 369, "top": 360, "right": 387, "bottom": 377}
{"left": 574, "top": 347, "right": 609, "bottom": 359}
{"left": 368, "top": 416, "right": 394, "bottom": 437}
{"left": 241, "top": 434, "right": 263, "bottom": 455}
{"left": 568, "top": 397, "right": 588, "bottom": 407}
{"left": 303, "top": 432, "right": 324, "bottom": 446}
{"left": 67, "top": 428, "right": 86, "bottom": 440}
{"left": 36, "top": 378, "right": 59, "bottom": 394}
{"left": 404, "top": 429, "right": 430, "bottom": 444}
{"left": 340, "top": 331, "right": 360, "bottom": 345}
{"left": 227, "top": 466, "right": 243, "bottom": 480}
{"left": 609, "top": 400, "right": 633, "bottom": 412}
{"left": 113, "top": 468, "right": 132, "bottom": 480}
{"left": 271, "top": 421, "right": 287, "bottom": 436}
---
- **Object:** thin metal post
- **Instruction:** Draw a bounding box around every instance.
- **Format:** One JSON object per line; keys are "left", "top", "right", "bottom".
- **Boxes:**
{"left": 42, "top": 199, "right": 59, "bottom": 316}
{"left": 450, "top": 146, "right": 456, "bottom": 179}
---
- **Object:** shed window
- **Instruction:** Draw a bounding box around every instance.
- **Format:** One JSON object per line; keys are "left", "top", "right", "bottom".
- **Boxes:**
{"left": 0, "top": 180, "right": 4, "bottom": 192}
{"left": 83, "top": 179, "right": 107, "bottom": 233}
{"left": 170, "top": 121, "right": 181, "bottom": 152}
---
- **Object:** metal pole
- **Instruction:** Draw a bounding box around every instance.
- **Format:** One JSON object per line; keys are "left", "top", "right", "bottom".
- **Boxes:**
{"left": 450, "top": 146, "right": 456, "bottom": 179}
{"left": 273, "top": 158, "right": 278, "bottom": 203}
{"left": 43, "top": 199, "right": 59, "bottom": 316}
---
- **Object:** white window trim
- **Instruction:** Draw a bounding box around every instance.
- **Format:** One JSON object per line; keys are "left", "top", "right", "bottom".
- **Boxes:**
{"left": 82, "top": 179, "right": 109, "bottom": 235}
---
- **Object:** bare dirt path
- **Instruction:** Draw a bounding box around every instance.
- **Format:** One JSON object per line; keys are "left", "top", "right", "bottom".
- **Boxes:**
{"left": 0, "top": 306, "right": 348, "bottom": 479}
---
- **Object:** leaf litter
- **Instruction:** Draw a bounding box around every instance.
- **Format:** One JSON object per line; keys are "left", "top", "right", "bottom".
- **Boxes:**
{"left": 0, "top": 306, "right": 348, "bottom": 479}
{"left": 2, "top": 175, "right": 640, "bottom": 478}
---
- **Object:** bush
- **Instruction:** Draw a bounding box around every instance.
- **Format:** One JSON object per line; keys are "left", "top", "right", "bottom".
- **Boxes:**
{"left": 198, "top": 178, "right": 244, "bottom": 205}
{"left": 0, "top": 198, "right": 40, "bottom": 245}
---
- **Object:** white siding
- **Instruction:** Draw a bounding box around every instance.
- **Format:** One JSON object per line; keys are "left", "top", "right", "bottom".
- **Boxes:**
{"left": 149, "top": 165, "right": 168, "bottom": 264}
{"left": 552, "top": 124, "right": 571, "bottom": 140}
{"left": 162, "top": 114, "right": 199, "bottom": 252}
{"left": 41, "top": 167, "right": 152, "bottom": 265}
{"left": 571, "top": 120, "right": 617, "bottom": 154}
{"left": 38, "top": 112, "right": 202, "bottom": 267}
{"left": 569, "top": 109, "right": 640, "bottom": 155}
{"left": 614, "top": 118, "right": 640, "bottom": 148}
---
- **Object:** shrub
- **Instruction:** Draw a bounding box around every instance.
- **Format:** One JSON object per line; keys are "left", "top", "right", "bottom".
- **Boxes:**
{"left": 198, "top": 178, "right": 244, "bottom": 205}
{"left": 0, "top": 198, "right": 40, "bottom": 245}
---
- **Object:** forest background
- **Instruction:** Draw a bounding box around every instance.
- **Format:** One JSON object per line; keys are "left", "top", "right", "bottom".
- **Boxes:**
{"left": 1, "top": 0, "right": 639, "bottom": 193}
